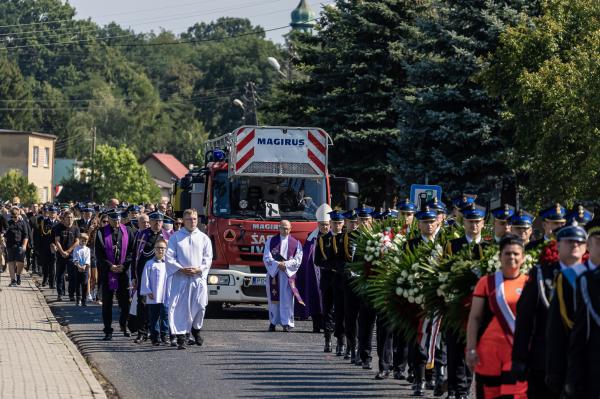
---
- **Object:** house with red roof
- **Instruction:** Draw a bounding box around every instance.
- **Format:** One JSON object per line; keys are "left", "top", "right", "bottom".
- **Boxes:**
{"left": 142, "top": 153, "right": 189, "bottom": 200}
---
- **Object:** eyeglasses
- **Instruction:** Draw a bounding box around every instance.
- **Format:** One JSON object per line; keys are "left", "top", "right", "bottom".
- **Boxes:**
{"left": 155, "top": 247, "right": 167, "bottom": 251}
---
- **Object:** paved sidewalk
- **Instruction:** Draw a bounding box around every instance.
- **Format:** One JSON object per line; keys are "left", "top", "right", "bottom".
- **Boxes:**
{"left": 0, "top": 272, "right": 106, "bottom": 399}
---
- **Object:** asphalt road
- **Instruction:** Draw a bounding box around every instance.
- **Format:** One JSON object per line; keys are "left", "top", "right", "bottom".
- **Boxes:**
{"left": 37, "top": 280, "right": 439, "bottom": 399}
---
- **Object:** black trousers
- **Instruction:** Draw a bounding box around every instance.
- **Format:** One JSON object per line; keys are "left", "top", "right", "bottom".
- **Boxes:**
{"left": 333, "top": 272, "right": 345, "bottom": 340}
{"left": 56, "top": 258, "right": 76, "bottom": 298}
{"left": 26, "top": 246, "right": 37, "bottom": 272}
{"left": 39, "top": 252, "right": 56, "bottom": 286}
{"left": 136, "top": 291, "right": 149, "bottom": 335}
{"left": 393, "top": 333, "right": 408, "bottom": 373}
{"left": 527, "top": 369, "right": 559, "bottom": 399}
{"left": 344, "top": 275, "right": 360, "bottom": 350}
{"left": 358, "top": 303, "right": 393, "bottom": 371}
{"left": 101, "top": 273, "right": 130, "bottom": 334}
{"left": 320, "top": 270, "right": 335, "bottom": 339}
{"left": 75, "top": 271, "right": 88, "bottom": 302}
{"left": 446, "top": 329, "right": 472, "bottom": 395}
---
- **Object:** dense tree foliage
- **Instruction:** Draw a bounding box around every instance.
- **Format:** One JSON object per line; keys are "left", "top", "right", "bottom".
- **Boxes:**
{"left": 0, "top": 0, "right": 596, "bottom": 208}
{"left": 390, "top": 0, "right": 539, "bottom": 203}
{"left": 82, "top": 144, "right": 161, "bottom": 204}
{"left": 482, "top": 0, "right": 600, "bottom": 206}
{"left": 0, "top": 169, "right": 39, "bottom": 204}
{"left": 265, "top": 1, "right": 429, "bottom": 206}
{"left": 0, "top": 1, "right": 282, "bottom": 167}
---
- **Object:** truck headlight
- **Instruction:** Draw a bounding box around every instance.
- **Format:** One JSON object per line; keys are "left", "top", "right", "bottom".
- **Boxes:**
{"left": 207, "top": 274, "right": 231, "bottom": 285}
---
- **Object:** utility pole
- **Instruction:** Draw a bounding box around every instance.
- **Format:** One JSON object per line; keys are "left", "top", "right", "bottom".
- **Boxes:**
{"left": 245, "top": 82, "right": 259, "bottom": 125}
{"left": 90, "top": 126, "right": 97, "bottom": 202}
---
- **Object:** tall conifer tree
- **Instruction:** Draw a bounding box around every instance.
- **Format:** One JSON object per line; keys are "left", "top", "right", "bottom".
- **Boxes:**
{"left": 390, "top": 0, "right": 539, "bottom": 202}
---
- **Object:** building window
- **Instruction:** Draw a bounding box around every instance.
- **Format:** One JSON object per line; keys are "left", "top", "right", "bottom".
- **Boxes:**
{"left": 32, "top": 146, "right": 39, "bottom": 166}
{"left": 42, "top": 187, "right": 49, "bottom": 203}
{"left": 44, "top": 147, "right": 50, "bottom": 167}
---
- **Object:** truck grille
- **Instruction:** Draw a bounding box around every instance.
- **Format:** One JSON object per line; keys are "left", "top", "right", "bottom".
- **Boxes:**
{"left": 241, "top": 285, "right": 267, "bottom": 298}
{"left": 244, "top": 162, "right": 318, "bottom": 175}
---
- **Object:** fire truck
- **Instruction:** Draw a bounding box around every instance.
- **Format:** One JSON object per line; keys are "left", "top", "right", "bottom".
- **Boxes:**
{"left": 171, "top": 126, "right": 358, "bottom": 306}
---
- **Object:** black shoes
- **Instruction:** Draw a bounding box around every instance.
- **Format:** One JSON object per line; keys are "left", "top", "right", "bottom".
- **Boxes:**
{"left": 16, "top": 275, "right": 21, "bottom": 285}
{"left": 191, "top": 328, "right": 203, "bottom": 346}
{"left": 268, "top": 323, "right": 276, "bottom": 332}
{"left": 9, "top": 280, "right": 17, "bottom": 287}
{"left": 160, "top": 334, "right": 168, "bottom": 344}
{"left": 375, "top": 370, "right": 391, "bottom": 380}
{"left": 413, "top": 381, "right": 426, "bottom": 396}
{"left": 354, "top": 358, "right": 363, "bottom": 366}
{"left": 56, "top": 295, "right": 63, "bottom": 302}
{"left": 324, "top": 337, "right": 332, "bottom": 353}
{"left": 335, "top": 339, "right": 346, "bottom": 356}
{"left": 282, "top": 325, "right": 292, "bottom": 332}
{"left": 349, "top": 349, "right": 357, "bottom": 363}
{"left": 426, "top": 379, "right": 436, "bottom": 390}
{"left": 103, "top": 333, "right": 112, "bottom": 341}
{"left": 176, "top": 335, "right": 186, "bottom": 350}
{"left": 69, "top": 296, "right": 75, "bottom": 301}
{"left": 134, "top": 333, "right": 145, "bottom": 344}
{"left": 170, "top": 336, "right": 177, "bottom": 347}
{"left": 362, "top": 361, "right": 372, "bottom": 370}
{"left": 393, "top": 370, "right": 405, "bottom": 380}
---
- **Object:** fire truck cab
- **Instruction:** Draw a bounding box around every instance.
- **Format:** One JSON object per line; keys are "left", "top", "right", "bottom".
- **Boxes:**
{"left": 171, "top": 126, "right": 358, "bottom": 305}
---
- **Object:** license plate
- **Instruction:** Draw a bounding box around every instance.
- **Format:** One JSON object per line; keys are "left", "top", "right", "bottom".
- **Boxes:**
{"left": 252, "top": 276, "right": 267, "bottom": 286}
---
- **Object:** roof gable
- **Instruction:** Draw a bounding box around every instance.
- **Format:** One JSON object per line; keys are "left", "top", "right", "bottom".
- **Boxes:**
{"left": 145, "top": 153, "right": 188, "bottom": 179}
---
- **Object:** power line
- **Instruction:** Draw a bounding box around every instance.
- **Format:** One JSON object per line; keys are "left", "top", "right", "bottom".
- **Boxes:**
{"left": 0, "top": 0, "right": 283, "bottom": 41}
{"left": 0, "top": 21, "right": 302, "bottom": 51}
{"left": 0, "top": 0, "right": 255, "bottom": 29}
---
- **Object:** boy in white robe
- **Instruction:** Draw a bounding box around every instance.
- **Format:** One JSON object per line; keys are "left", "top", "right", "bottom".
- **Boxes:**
{"left": 263, "top": 220, "right": 303, "bottom": 332}
{"left": 165, "top": 209, "right": 212, "bottom": 349}
{"left": 140, "top": 238, "right": 169, "bottom": 345}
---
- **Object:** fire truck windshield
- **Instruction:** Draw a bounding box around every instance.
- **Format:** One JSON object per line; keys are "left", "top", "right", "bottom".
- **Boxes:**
{"left": 212, "top": 172, "right": 325, "bottom": 220}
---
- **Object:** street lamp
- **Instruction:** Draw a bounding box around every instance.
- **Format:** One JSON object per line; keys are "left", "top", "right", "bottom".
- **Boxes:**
{"left": 268, "top": 57, "right": 287, "bottom": 78}
{"left": 233, "top": 99, "right": 245, "bottom": 110}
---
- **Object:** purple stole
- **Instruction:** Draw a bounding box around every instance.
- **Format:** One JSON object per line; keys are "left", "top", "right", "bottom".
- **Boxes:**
{"left": 103, "top": 224, "right": 129, "bottom": 291}
{"left": 269, "top": 235, "right": 304, "bottom": 306}
{"left": 488, "top": 271, "right": 516, "bottom": 345}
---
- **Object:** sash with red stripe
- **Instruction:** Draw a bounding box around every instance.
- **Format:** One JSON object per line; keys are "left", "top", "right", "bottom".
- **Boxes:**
{"left": 488, "top": 271, "right": 516, "bottom": 345}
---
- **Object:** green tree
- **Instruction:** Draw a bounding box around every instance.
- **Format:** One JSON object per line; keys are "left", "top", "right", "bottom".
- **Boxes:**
{"left": 56, "top": 177, "right": 93, "bottom": 203}
{"left": 265, "top": 1, "right": 428, "bottom": 205}
{"left": 390, "top": 0, "right": 539, "bottom": 203}
{"left": 83, "top": 144, "right": 160, "bottom": 204}
{"left": 184, "top": 17, "right": 283, "bottom": 137}
{"left": 0, "top": 55, "right": 35, "bottom": 130}
{"left": 0, "top": 169, "right": 39, "bottom": 204}
{"left": 482, "top": 0, "right": 600, "bottom": 206}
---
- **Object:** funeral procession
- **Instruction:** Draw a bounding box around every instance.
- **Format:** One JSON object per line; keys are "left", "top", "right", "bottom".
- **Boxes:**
{"left": 0, "top": 0, "right": 597, "bottom": 398}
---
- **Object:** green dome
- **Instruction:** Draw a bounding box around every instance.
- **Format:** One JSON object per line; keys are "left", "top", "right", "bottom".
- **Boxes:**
{"left": 291, "top": 0, "right": 316, "bottom": 30}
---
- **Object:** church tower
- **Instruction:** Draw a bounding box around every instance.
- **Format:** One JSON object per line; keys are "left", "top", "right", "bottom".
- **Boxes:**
{"left": 290, "top": 0, "right": 316, "bottom": 32}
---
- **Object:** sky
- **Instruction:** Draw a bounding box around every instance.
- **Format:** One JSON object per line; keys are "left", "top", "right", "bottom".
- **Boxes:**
{"left": 67, "top": 0, "right": 326, "bottom": 43}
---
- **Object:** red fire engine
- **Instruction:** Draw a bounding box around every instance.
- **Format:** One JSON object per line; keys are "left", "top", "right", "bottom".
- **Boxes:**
{"left": 172, "top": 126, "right": 358, "bottom": 306}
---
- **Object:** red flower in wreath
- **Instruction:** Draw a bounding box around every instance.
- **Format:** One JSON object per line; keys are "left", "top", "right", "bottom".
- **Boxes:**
{"left": 539, "top": 240, "right": 559, "bottom": 266}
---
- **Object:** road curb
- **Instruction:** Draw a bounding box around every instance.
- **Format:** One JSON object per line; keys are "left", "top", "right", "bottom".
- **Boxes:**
{"left": 29, "top": 274, "right": 108, "bottom": 399}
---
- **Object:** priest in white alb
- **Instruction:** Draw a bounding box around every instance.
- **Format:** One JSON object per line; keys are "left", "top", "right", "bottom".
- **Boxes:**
{"left": 263, "top": 219, "right": 303, "bottom": 332}
{"left": 165, "top": 209, "right": 212, "bottom": 349}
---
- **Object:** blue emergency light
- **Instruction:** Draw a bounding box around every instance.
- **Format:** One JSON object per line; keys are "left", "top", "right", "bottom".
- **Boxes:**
{"left": 213, "top": 149, "right": 226, "bottom": 161}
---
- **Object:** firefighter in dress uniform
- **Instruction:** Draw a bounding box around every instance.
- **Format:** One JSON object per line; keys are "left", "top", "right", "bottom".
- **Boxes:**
{"left": 511, "top": 204, "right": 575, "bottom": 399}
{"left": 544, "top": 207, "right": 593, "bottom": 396}
{"left": 445, "top": 198, "right": 490, "bottom": 399}
{"left": 564, "top": 212, "right": 600, "bottom": 399}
